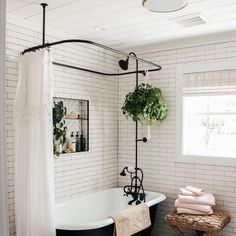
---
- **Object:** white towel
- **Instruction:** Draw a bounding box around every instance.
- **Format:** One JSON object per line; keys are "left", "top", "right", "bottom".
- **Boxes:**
{"left": 175, "top": 199, "right": 213, "bottom": 213}
{"left": 177, "top": 207, "right": 213, "bottom": 215}
{"left": 110, "top": 203, "right": 151, "bottom": 236}
{"left": 178, "top": 193, "right": 215, "bottom": 206}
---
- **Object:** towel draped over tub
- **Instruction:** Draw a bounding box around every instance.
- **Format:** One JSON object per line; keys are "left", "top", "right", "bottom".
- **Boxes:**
{"left": 110, "top": 203, "right": 151, "bottom": 236}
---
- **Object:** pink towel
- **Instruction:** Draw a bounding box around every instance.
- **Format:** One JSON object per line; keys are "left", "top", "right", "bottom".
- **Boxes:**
{"left": 179, "top": 188, "right": 198, "bottom": 196}
{"left": 175, "top": 199, "right": 212, "bottom": 213}
{"left": 177, "top": 207, "right": 213, "bottom": 215}
{"left": 178, "top": 193, "right": 215, "bottom": 206}
{"left": 185, "top": 186, "right": 205, "bottom": 196}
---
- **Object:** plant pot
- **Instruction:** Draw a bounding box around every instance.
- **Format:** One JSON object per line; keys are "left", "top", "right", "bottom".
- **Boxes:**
{"left": 54, "top": 138, "right": 63, "bottom": 156}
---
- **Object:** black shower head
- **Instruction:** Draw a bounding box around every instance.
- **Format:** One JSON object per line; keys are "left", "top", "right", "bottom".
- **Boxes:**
{"left": 119, "top": 57, "right": 129, "bottom": 70}
{"left": 120, "top": 167, "right": 128, "bottom": 176}
{"left": 120, "top": 169, "right": 126, "bottom": 176}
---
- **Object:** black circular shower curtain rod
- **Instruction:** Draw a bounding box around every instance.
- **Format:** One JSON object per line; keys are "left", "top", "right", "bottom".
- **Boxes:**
{"left": 20, "top": 4, "right": 162, "bottom": 77}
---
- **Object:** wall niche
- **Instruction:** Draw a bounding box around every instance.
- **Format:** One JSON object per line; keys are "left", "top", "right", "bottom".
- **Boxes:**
{"left": 53, "top": 97, "right": 89, "bottom": 156}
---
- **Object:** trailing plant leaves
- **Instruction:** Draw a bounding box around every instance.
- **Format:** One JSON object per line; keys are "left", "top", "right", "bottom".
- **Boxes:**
{"left": 53, "top": 101, "right": 67, "bottom": 155}
{"left": 121, "top": 83, "right": 167, "bottom": 125}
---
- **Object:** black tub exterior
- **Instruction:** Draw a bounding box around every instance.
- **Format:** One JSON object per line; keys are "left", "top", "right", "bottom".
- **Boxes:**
{"left": 56, "top": 204, "right": 158, "bottom": 236}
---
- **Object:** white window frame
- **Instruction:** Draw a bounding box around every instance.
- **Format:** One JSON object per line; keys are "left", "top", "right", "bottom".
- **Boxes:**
{"left": 176, "top": 60, "right": 236, "bottom": 166}
{"left": 0, "top": 0, "right": 9, "bottom": 235}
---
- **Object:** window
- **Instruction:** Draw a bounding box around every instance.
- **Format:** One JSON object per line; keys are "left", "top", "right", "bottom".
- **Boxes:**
{"left": 176, "top": 62, "right": 236, "bottom": 166}
{"left": 183, "top": 94, "right": 236, "bottom": 158}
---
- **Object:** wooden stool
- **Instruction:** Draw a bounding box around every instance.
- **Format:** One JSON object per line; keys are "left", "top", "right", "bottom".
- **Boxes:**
{"left": 163, "top": 211, "right": 231, "bottom": 236}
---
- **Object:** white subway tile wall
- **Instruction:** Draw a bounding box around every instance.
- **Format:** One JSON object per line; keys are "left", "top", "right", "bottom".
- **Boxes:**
{"left": 118, "top": 44, "right": 236, "bottom": 236}
{"left": 6, "top": 21, "right": 118, "bottom": 236}
{"left": 5, "top": 19, "right": 236, "bottom": 236}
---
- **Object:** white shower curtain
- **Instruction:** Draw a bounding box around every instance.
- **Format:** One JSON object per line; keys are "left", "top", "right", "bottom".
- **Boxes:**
{"left": 14, "top": 49, "right": 55, "bottom": 236}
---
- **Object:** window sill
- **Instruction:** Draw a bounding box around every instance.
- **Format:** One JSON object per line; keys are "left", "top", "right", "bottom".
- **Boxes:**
{"left": 175, "top": 154, "right": 236, "bottom": 166}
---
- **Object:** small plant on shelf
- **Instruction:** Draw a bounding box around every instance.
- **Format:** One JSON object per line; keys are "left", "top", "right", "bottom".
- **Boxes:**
{"left": 53, "top": 101, "right": 67, "bottom": 156}
{"left": 121, "top": 83, "right": 168, "bottom": 138}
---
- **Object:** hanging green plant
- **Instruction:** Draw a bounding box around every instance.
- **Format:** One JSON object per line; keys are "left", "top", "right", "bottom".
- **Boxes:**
{"left": 53, "top": 101, "right": 67, "bottom": 156}
{"left": 121, "top": 83, "right": 168, "bottom": 125}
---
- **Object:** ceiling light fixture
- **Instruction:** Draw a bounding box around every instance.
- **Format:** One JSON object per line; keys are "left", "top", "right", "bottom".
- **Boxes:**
{"left": 142, "top": 0, "right": 188, "bottom": 13}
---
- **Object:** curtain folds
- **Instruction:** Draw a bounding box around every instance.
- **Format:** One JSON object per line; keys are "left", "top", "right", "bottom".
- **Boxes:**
{"left": 14, "top": 49, "right": 55, "bottom": 236}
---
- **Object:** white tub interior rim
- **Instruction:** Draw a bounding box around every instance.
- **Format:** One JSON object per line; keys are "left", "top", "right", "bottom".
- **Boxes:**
{"left": 55, "top": 188, "right": 166, "bottom": 230}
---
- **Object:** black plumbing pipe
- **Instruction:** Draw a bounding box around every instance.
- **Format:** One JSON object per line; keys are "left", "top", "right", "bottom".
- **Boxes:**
{"left": 133, "top": 52, "right": 139, "bottom": 196}
{"left": 129, "top": 52, "right": 147, "bottom": 199}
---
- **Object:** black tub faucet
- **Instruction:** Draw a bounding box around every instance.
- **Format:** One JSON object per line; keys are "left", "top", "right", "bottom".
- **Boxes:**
{"left": 120, "top": 166, "right": 146, "bottom": 205}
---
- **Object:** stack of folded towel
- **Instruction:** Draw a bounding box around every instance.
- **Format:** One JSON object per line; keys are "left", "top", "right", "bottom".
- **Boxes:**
{"left": 175, "top": 186, "right": 215, "bottom": 215}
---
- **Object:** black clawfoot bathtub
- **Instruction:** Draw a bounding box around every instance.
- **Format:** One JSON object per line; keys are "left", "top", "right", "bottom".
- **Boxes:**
{"left": 56, "top": 188, "right": 166, "bottom": 236}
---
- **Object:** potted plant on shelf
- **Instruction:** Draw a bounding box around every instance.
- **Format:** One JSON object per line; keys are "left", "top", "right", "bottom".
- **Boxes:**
{"left": 53, "top": 101, "right": 67, "bottom": 156}
{"left": 121, "top": 83, "right": 168, "bottom": 139}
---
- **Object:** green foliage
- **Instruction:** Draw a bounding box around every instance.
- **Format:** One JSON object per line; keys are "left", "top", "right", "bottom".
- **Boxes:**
{"left": 53, "top": 101, "right": 67, "bottom": 155}
{"left": 121, "top": 83, "right": 168, "bottom": 125}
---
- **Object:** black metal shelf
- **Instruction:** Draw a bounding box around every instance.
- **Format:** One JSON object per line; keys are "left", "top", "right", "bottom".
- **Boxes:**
{"left": 63, "top": 117, "right": 88, "bottom": 121}
{"left": 61, "top": 150, "right": 88, "bottom": 154}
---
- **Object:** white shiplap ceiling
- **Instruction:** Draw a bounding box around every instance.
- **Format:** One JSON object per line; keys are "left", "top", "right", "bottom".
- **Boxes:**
{"left": 6, "top": 0, "right": 236, "bottom": 48}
